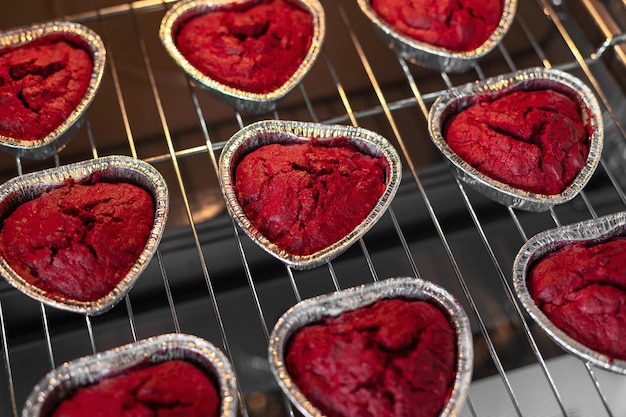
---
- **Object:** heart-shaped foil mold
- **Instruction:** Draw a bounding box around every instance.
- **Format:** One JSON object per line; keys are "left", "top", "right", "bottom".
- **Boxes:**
{"left": 22, "top": 333, "right": 238, "bottom": 417}
{"left": 218, "top": 120, "right": 402, "bottom": 270}
{"left": 428, "top": 67, "right": 603, "bottom": 212}
{"left": 357, "top": 0, "right": 517, "bottom": 73}
{"left": 0, "top": 155, "right": 168, "bottom": 316}
{"left": 513, "top": 212, "right": 626, "bottom": 374}
{"left": 0, "top": 21, "right": 106, "bottom": 159}
{"left": 269, "top": 277, "right": 473, "bottom": 417}
{"left": 160, "top": 0, "right": 325, "bottom": 113}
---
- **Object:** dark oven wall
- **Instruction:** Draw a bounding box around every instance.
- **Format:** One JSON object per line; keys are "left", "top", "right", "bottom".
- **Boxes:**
{"left": 1, "top": 1, "right": 626, "bottom": 416}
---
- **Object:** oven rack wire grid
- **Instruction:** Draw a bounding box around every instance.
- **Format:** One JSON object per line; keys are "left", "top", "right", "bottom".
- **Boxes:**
{"left": 0, "top": 0, "right": 626, "bottom": 416}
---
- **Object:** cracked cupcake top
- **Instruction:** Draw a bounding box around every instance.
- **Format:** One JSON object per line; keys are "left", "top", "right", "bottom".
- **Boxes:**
{"left": 444, "top": 89, "right": 590, "bottom": 195}
{"left": 371, "top": 0, "right": 503, "bottom": 52}
{"left": 285, "top": 298, "right": 456, "bottom": 417}
{"left": 234, "top": 138, "right": 388, "bottom": 256}
{"left": 0, "top": 178, "right": 154, "bottom": 302}
{"left": 51, "top": 360, "right": 220, "bottom": 417}
{"left": 0, "top": 34, "right": 93, "bottom": 141}
{"left": 528, "top": 237, "right": 626, "bottom": 361}
{"left": 175, "top": 0, "right": 313, "bottom": 94}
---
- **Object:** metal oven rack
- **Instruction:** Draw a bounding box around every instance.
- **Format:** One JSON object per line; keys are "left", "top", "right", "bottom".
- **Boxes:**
{"left": 1, "top": 0, "right": 626, "bottom": 416}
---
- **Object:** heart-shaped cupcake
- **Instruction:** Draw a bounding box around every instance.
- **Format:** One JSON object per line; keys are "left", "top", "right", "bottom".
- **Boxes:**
{"left": 0, "top": 21, "right": 106, "bottom": 159}
{"left": 0, "top": 156, "right": 168, "bottom": 315}
{"left": 357, "top": 0, "right": 517, "bottom": 73}
{"left": 219, "top": 120, "right": 402, "bottom": 270}
{"left": 160, "top": 0, "right": 325, "bottom": 113}
{"left": 513, "top": 212, "right": 626, "bottom": 374}
{"left": 269, "top": 277, "right": 473, "bottom": 417}
{"left": 428, "top": 67, "right": 603, "bottom": 212}
{"left": 22, "top": 333, "right": 238, "bottom": 417}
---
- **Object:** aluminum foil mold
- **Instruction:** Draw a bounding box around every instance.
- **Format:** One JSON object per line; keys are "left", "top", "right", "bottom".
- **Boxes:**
{"left": 269, "top": 277, "right": 473, "bottom": 417}
{"left": 0, "top": 155, "right": 169, "bottom": 316}
{"left": 428, "top": 67, "right": 603, "bottom": 212}
{"left": 0, "top": 21, "right": 106, "bottom": 160}
{"left": 160, "top": 0, "right": 325, "bottom": 113}
{"left": 218, "top": 120, "right": 402, "bottom": 270}
{"left": 513, "top": 212, "right": 626, "bottom": 374}
{"left": 21, "top": 333, "right": 238, "bottom": 417}
{"left": 357, "top": 0, "right": 517, "bottom": 73}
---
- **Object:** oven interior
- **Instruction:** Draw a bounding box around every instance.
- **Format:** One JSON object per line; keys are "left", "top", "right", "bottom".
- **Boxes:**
{"left": 1, "top": 0, "right": 626, "bottom": 416}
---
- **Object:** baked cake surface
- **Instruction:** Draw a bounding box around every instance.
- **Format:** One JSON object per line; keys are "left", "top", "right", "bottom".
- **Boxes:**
{"left": 0, "top": 34, "right": 93, "bottom": 141}
{"left": 0, "top": 179, "right": 154, "bottom": 302}
{"left": 444, "top": 89, "right": 590, "bottom": 195}
{"left": 285, "top": 298, "right": 456, "bottom": 417}
{"left": 371, "top": 0, "right": 503, "bottom": 52}
{"left": 528, "top": 237, "right": 626, "bottom": 361}
{"left": 175, "top": 0, "right": 313, "bottom": 94}
{"left": 234, "top": 138, "right": 388, "bottom": 256}
{"left": 50, "top": 360, "right": 220, "bottom": 417}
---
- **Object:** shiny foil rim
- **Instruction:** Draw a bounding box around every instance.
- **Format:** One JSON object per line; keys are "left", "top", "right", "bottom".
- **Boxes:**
{"left": 0, "top": 21, "right": 106, "bottom": 159}
{"left": 428, "top": 67, "right": 604, "bottom": 212}
{"left": 159, "top": 0, "right": 325, "bottom": 113}
{"left": 21, "top": 333, "right": 238, "bottom": 417}
{"left": 218, "top": 120, "right": 402, "bottom": 270}
{"left": 513, "top": 212, "right": 626, "bottom": 374}
{"left": 0, "top": 155, "right": 169, "bottom": 316}
{"left": 268, "top": 277, "right": 474, "bottom": 417}
{"left": 356, "top": 0, "right": 517, "bottom": 73}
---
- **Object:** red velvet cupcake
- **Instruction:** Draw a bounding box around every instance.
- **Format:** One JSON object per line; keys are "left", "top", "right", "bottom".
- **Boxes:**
{"left": 219, "top": 121, "right": 402, "bottom": 269}
{"left": 269, "top": 278, "right": 473, "bottom": 417}
{"left": 286, "top": 298, "right": 456, "bottom": 417}
{"left": 428, "top": 68, "right": 603, "bottom": 211}
{"left": 160, "top": 0, "right": 325, "bottom": 112}
{"left": 51, "top": 360, "right": 220, "bottom": 417}
{"left": 513, "top": 212, "right": 626, "bottom": 374}
{"left": 357, "top": 0, "right": 516, "bottom": 72}
{"left": 0, "top": 35, "right": 93, "bottom": 141}
{"left": 0, "top": 179, "right": 154, "bottom": 302}
{"left": 528, "top": 237, "right": 626, "bottom": 362}
{"left": 0, "top": 22, "right": 105, "bottom": 159}
{"left": 22, "top": 334, "right": 238, "bottom": 417}
{"left": 234, "top": 139, "right": 389, "bottom": 256}
{"left": 445, "top": 88, "right": 589, "bottom": 195}
{"left": 371, "top": 0, "right": 504, "bottom": 52}
{"left": 176, "top": 0, "right": 313, "bottom": 94}
{"left": 0, "top": 156, "right": 168, "bottom": 315}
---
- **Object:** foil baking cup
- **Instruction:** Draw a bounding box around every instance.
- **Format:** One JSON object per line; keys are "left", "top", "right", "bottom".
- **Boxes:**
{"left": 0, "top": 155, "right": 169, "bottom": 316}
{"left": 0, "top": 21, "right": 106, "bottom": 159}
{"left": 218, "top": 120, "right": 402, "bottom": 270}
{"left": 428, "top": 67, "right": 603, "bottom": 212}
{"left": 357, "top": 0, "right": 517, "bottom": 73}
{"left": 159, "top": 0, "right": 325, "bottom": 113}
{"left": 513, "top": 212, "right": 626, "bottom": 374}
{"left": 269, "top": 277, "right": 473, "bottom": 417}
{"left": 22, "top": 333, "right": 238, "bottom": 417}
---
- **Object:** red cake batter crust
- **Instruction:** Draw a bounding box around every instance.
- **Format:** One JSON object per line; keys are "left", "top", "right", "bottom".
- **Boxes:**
{"left": 0, "top": 34, "right": 93, "bottom": 141}
{"left": 528, "top": 237, "right": 626, "bottom": 361}
{"left": 444, "top": 89, "right": 590, "bottom": 195}
{"left": 0, "top": 179, "right": 154, "bottom": 302}
{"left": 234, "top": 138, "right": 388, "bottom": 256}
{"left": 286, "top": 298, "right": 457, "bottom": 417}
{"left": 175, "top": 0, "right": 313, "bottom": 94}
{"left": 51, "top": 360, "right": 220, "bottom": 417}
{"left": 371, "top": 0, "right": 503, "bottom": 52}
